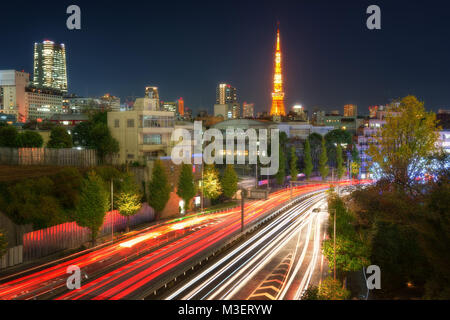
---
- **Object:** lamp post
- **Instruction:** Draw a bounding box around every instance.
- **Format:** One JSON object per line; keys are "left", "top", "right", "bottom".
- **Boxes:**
{"left": 110, "top": 179, "right": 114, "bottom": 243}
{"left": 241, "top": 189, "right": 245, "bottom": 233}
{"left": 201, "top": 162, "right": 204, "bottom": 212}
{"left": 333, "top": 208, "right": 336, "bottom": 280}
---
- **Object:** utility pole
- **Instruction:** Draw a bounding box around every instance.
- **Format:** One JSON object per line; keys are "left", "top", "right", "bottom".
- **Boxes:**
{"left": 255, "top": 162, "right": 258, "bottom": 188}
{"left": 333, "top": 208, "right": 336, "bottom": 280}
{"left": 241, "top": 189, "right": 245, "bottom": 232}
{"left": 110, "top": 179, "right": 114, "bottom": 243}
{"left": 201, "top": 162, "right": 204, "bottom": 212}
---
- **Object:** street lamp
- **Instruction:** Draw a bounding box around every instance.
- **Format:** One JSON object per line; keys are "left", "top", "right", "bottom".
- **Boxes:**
{"left": 333, "top": 208, "right": 337, "bottom": 280}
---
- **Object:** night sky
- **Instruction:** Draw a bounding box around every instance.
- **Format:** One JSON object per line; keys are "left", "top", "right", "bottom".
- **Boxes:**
{"left": 2, "top": 0, "right": 450, "bottom": 115}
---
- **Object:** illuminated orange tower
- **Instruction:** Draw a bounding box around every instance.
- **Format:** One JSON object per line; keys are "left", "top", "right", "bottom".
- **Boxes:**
{"left": 270, "top": 24, "right": 286, "bottom": 117}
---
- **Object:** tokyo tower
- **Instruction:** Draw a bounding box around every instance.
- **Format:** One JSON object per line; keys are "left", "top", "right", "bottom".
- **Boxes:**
{"left": 270, "top": 24, "right": 286, "bottom": 117}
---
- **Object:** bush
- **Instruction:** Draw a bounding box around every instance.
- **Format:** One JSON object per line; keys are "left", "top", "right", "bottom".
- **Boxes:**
{"left": 16, "top": 131, "right": 44, "bottom": 147}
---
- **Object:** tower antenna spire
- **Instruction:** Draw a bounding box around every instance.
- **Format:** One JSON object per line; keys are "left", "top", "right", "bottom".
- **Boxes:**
{"left": 270, "top": 23, "right": 286, "bottom": 117}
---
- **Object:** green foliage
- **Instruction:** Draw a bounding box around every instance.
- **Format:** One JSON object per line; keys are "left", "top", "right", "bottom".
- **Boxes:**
{"left": 318, "top": 277, "right": 351, "bottom": 300}
{"left": 303, "top": 139, "right": 313, "bottom": 180}
{"left": 351, "top": 144, "right": 360, "bottom": 164}
{"left": 221, "top": 165, "right": 238, "bottom": 199}
{"left": 6, "top": 177, "right": 65, "bottom": 229}
{"left": 323, "top": 193, "right": 371, "bottom": 275}
{"left": 367, "top": 95, "right": 441, "bottom": 190}
{"left": 16, "top": 131, "right": 44, "bottom": 147}
{"left": 319, "top": 137, "right": 329, "bottom": 180}
{"left": 0, "top": 126, "right": 44, "bottom": 148}
{"left": 324, "top": 129, "right": 352, "bottom": 168}
{"left": 0, "top": 229, "right": 7, "bottom": 257}
{"left": 351, "top": 162, "right": 360, "bottom": 179}
{"left": 336, "top": 144, "right": 345, "bottom": 179}
{"left": 50, "top": 167, "right": 83, "bottom": 212}
{"left": 307, "top": 133, "right": 322, "bottom": 171}
{"left": 74, "top": 172, "right": 109, "bottom": 244}
{"left": 289, "top": 147, "right": 299, "bottom": 181}
{"left": 0, "top": 125, "right": 19, "bottom": 147}
{"left": 90, "top": 111, "right": 107, "bottom": 125}
{"left": 90, "top": 123, "right": 119, "bottom": 163}
{"left": 115, "top": 173, "right": 142, "bottom": 231}
{"left": 301, "top": 286, "right": 320, "bottom": 300}
{"left": 72, "top": 112, "right": 119, "bottom": 162}
{"left": 177, "top": 164, "right": 196, "bottom": 212}
{"left": 203, "top": 164, "right": 222, "bottom": 200}
{"left": 148, "top": 160, "right": 171, "bottom": 217}
{"left": 47, "top": 126, "right": 73, "bottom": 148}
{"left": 350, "top": 171, "right": 450, "bottom": 299}
{"left": 72, "top": 121, "right": 92, "bottom": 146}
{"left": 275, "top": 145, "right": 286, "bottom": 185}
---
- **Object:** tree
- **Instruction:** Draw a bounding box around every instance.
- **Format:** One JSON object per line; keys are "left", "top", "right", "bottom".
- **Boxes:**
{"left": 91, "top": 123, "right": 119, "bottom": 163}
{"left": 304, "top": 139, "right": 313, "bottom": 180}
{"left": 336, "top": 144, "right": 345, "bottom": 180}
{"left": 319, "top": 137, "right": 329, "bottom": 180}
{"left": 16, "top": 131, "right": 44, "bottom": 148}
{"left": 275, "top": 132, "right": 288, "bottom": 185}
{"left": 325, "top": 129, "right": 352, "bottom": 168}
{"left": 221, "top": 164, "right": 238, "bottom": 199}
{"left": 177, "top": 164, "right": 196, "bottom": 212}
{"left": 203, "top": 164, "right": 222, "bottom": 200}
{"left": 308, "top": 133, "right": 322, "bottom": 171}
{"left": 275, "top": 147, "right": 286, "bottom": 185}
{"left": 47, "top": 126, "right": 72, "bottom": 148}
{"left": 367, "top": 95, "right": 441, "bottom": 191}
{"left": 72, "top": 121, "right": 92, "bottom": 147}
{"left": 115, "top": 173, "right": 142, "bottom": 232}
{"left": 72, "top": 112, "right": 119, "bottom": 163}
{"left": 74, "top": 172, "right": 109, "bottom": 245}
{"left": 148, "top": 160, "right": 171, "bottom": 219}
{"left": 351, "top": 162, "right": 360, "bottom": 179}
{"left": 289, "top": 147, "right": 299, "bottom": 181}
{"left": 0, "top": 229, "right": 7, "bottom": 257}
{"left": 6, "top": 177, "right": 65, "bottom": 229}
{"left": 0, "top": 125, "right": 18, "bottom": 147}
{"left": 318, "top": 277, "right": 351, "bottom": 300}
{"left": 51, "top": 167, "right": 83, "bottom": 216}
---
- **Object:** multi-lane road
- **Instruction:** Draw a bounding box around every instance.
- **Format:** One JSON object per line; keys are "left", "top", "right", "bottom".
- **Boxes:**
{"left": 0, "top": 180, "right": 365, "bottom": 300}
{"left": 164, "top": 193, "right": 328, "bottom": 300}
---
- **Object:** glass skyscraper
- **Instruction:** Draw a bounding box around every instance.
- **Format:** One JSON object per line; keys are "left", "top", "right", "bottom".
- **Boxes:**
{"left": 33, "top": 40, "right": 68, "bottom": 93}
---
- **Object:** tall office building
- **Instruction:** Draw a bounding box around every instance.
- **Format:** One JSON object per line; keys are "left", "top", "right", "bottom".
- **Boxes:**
{"left": 0, "top": 70, "right": 29, "bottom": 122}
{"left": 344, "top": 104, "right": 357, "bottom": 117}
{"left": 243, "top": 102, "right": 254, "bottom": 118}
{"left": 33, "top": 40, "right": 68, "bottom": 93}
{"left": 270, "top": 25, "right": 286, "bottom": 117}
{"left": 216, "top": 83, "right": 237, "bottom": 104}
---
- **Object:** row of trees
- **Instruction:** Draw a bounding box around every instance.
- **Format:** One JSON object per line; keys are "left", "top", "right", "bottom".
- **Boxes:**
{"left": 0, "top": 123, "right": 73, "bottom": 149}
{"left": 148, "top": 161, "right": 239, "bottom": 218}
{"left": 0, "top": 111, "right": 119, "bottom": 163}
{"left": 275, "top": 129, "right": 359, "bottom": 186}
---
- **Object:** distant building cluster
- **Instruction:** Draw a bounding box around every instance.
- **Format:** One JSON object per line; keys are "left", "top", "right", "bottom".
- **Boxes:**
{"left": 0, "top": 32, "right": 448, "bottom": 182}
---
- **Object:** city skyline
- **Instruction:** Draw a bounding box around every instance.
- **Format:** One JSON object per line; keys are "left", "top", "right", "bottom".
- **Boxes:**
{"left": 1, "top": 1, "right": 450, "bottom": 116}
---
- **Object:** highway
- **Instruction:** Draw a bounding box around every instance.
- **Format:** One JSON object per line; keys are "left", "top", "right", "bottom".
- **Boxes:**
{"left": 164, "top": 193, "right": 328, "bottom": 300}
{"left": 0, "top": 180, "right": 365, "bottom": 300}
